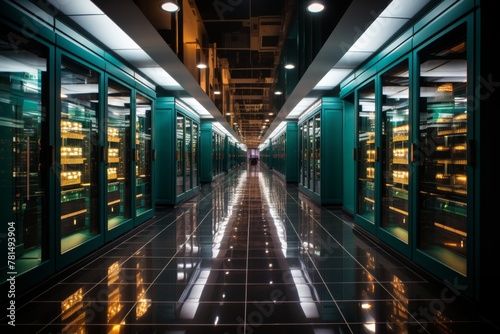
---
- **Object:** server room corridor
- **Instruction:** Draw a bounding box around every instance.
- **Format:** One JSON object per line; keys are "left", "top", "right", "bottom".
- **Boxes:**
{"left": 4, "top": 162, "right": 498, "bottom": 334}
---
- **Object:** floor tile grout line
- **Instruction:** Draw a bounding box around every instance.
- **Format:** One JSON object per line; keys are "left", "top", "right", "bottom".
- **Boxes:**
{"left": 277, "top": 170, "right": 431, "bottom": 333}
{"left": 112, "top": 167, "right": 248, "bottom": 327}
{"left": 29, "top": 170, "right": 235, "bottom": 333}
{"left": 281, "top": 209, "right": 355, "bottom": 334}
{"left": 321, "top": 206, "right": 430, "bottom": 282}
{"left": 32, "top": 210, "right": 190, "bottom": 333}
{"left": 244, "top": 170, "right": 253, "bottom": 334}
{"left": 116, "top": 200, "right": 217, "bottom": 326}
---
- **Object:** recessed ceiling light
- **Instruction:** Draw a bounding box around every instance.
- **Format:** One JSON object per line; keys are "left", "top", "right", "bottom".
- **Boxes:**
{"left": 197, "top": 63, "right": 207, "bottom": 69}
{"left": 161, "top": 1, "right": 179, "bottom": 13}
{"left": 307, "top": 2, "right": 325, "bottom": 13}
{"left": 284, "top": 64, "right": 295, "bottom": 69}
{"left": 275, "top": 91, "right": 282, "bottom": 95}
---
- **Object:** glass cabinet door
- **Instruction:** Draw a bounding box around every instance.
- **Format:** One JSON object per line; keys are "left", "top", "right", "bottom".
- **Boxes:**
{"left": 417, "top": 25, "right": 468, "bottom": 276}
{"left": 1, "top": 34, "right": 48, "bottom": 276}
{"left": 314, "top": 113, "right": 321, "bottom": 194}
{"left": 135, "top": 93, "right": 152, "bottom": 214}
{"left": 107, "top": 79, "right": 131, "bottom": 230}
{"left": 357, "top": 81, "right": 376, "bottom": 223}
{"left": 381, "top": 61, "right": 410, "bottom": 243}
{"left": 60, "top": 56, "right": 100, "bottom": 252}
{"left": 213, "top": 132, "right": 217, "bottom": 174}
{"left": 176, "top": 113, "right": 184, "bottom": 195}
{"left": 192, "top": 122, "right": 198, "bottom": 188}
{"left": 185, "top": 118, "right": 192, "bottom": 190}
{"left": 299, "top": 123, "right": 305, "bottom": 186}
{"left": 308, "top": 118, "right": 314, "bottom": 190}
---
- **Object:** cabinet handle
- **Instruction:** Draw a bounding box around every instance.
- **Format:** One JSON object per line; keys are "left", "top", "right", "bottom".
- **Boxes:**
{"left": 50, "top": 146, "right": 55, "bottom": 173}
{"left": 467, "top": 139, "right": 474, "bottom": 166}
{"left": 101, "top": 146, "right": 108, "bottom": 164}
{"left": 133, "top": 148, "right": 138, "bottom": 162}
{"left": 410, "top": 143, "right": 416, "bottom": 163}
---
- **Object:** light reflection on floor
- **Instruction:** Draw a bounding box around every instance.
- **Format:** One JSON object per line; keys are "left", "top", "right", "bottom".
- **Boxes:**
{"left": 3, "top": 163, "right": 498, "bottom": 334}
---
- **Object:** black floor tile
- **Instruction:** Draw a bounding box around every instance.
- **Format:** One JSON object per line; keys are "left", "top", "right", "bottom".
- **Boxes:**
{"left": 3, "top": 165, "right": 498, "bottom": 334}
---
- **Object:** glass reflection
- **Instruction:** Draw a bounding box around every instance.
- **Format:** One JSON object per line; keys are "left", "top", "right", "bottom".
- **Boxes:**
{"left": 357, "top": 81, "right": 376, "bottom": 223}
{"left": 381, "top": 61, "right": 410, "bottom": 243}
{"left": 355, "top": 234, "right": 411, "bottom": 334}
{"left": 418, "top": 24, "right": 468, "bottom": 275}
{"left": 60, "top": 287, "right": 85, "bottom": 332}
{"left": 176, "top": 114, "right": 184, "bottom": 194}
{"left": 175, "top": 113, "right": 199, "bottom": 196}
{"left": 192, "top": 122, "right": 198, "bottom": 187}
{"left": 185, "top": 118, "right": 192, "bottom": 190}
{"left": 314, "top": 113, "right": 321, "bottom": 194}
{"left": 107, "top": 79, "right": 131, "bottom": 230}
{"left": 60, "top": 56, "right": 100, "bottom": 252}
{"left": 0, "top": 31, "right": 48, "bottom": 279}
{"left": 308, "top": 118, "right": 314, "bottom": 190}
{"left": 12, "top": 167, "right": 487, "bottom": 333}
{"left": 135, "top": 94, "right": 152, "bottom": 214}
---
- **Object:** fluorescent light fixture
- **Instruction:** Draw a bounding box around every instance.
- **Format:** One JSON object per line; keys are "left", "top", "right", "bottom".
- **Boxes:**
{"left": 267, "top": 121, "right": 287, "bottom": 140}
{"left": 69, "top": 15, "right": 140, "bottom": 51}
{"left": 284, "top": 64, "right": 295, "bottom": 69}
{"left": 197, "top": 63, "right": 207, "bottom": 69}
{"left": 139, "top": 66, "right": 181, "bottom": 90}
{"left": 213, "top": 122, "right": 239, "bottom": 143}
{"left": 274, "top": 91, "right": 283, "bottom": 95}
{"left": 349, "top": 17, "right": 408, "bottom": 53}
{"left": 287, "top": 97, "right": 319, "bottom": 119}
{"left": 314, "top": 68, "right": 352, "bottom": 90}
{"left": 312, "top": 0, "right": 432, "bottom": 94}
{"left": 177, "top": 97, "right": 211, "bottom": 117}
{"left": 214, "top": 90, "right": 221, "bottom": 95}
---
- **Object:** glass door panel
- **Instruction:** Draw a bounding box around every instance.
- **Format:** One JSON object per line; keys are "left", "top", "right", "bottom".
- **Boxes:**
{"left": 135, "top": 94, "right": 152, "bottom": 214}
{"left": 308, "top": 118, "right": 314, "bottom": 190}
{"left": 314, "top": 113, "right": 321, "bottom": 194}
{"left": 176, "top": 114, "right": 184, "bottom": 195}
{"left": 357, "top": 81, "right": 376, "bottom": 223}
{"left": 107, "top": 80, "right": 131, "bottom": 230}
{"left": 0, "top": 35, "right": 48, "bottom": 277}
{"left": 192, "top": 122, "right": 198, "bottom": 187}
{"left": 60, "top": 56, "right": 100, "bottom": 252}
{"left": 220, "top": 134, "right": 225, "bottom": 173}
{"left": 418, "top": 25, "right": 468, "bottom": 276}
{"left": 381, "top": 61, "right": 410, "bottom": 243}
{"left": 212, "top": 132, "right": 216, "bottom": 176}
{"left": 185, "top": 119, "right": 192, "bottom": 190}
{"left": 299, "top": 124, "right": 305, "bottom": 186}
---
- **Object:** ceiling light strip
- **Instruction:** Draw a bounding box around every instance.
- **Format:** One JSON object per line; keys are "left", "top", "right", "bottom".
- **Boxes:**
{"left": 298, "top": 99, "right": 322, "bottom": 121}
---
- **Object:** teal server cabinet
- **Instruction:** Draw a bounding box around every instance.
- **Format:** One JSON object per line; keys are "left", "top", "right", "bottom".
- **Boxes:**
{"left": 339, "top": 0, "right": 492, "bottom": 306}
{"left": 298, "top": 97, "right": 343, "bottom": 205}
{"left": 0, "top": 1, "right": 156, "bottom": 294}
{"left": 199, "top": 121, "right": 227, "bottom": 183}
{"left": 267, "top": 121, "right": 299, "bottom": 183}
{"left": 156, "top": 97, "right": 200, "bottom": 205}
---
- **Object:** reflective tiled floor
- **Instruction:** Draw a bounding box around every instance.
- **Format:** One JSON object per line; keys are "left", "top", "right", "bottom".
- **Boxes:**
{"left": 3, "top": 164, "right": 498, "bottom": 333}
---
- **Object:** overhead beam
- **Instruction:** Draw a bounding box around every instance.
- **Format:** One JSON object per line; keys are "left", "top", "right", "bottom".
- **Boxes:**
{"left": 230, "top": 78, "right": 275, "bottom": 84}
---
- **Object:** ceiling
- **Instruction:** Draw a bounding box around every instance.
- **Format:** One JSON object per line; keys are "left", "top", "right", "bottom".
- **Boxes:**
{"left": 133, "top": 0, "right": 353, "bottom": 148}
{"left": 38, "top": 0, "right": 435, "bottom": 149}
{"left": 192, "top": 0, "right": 294, "bottom": 148}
